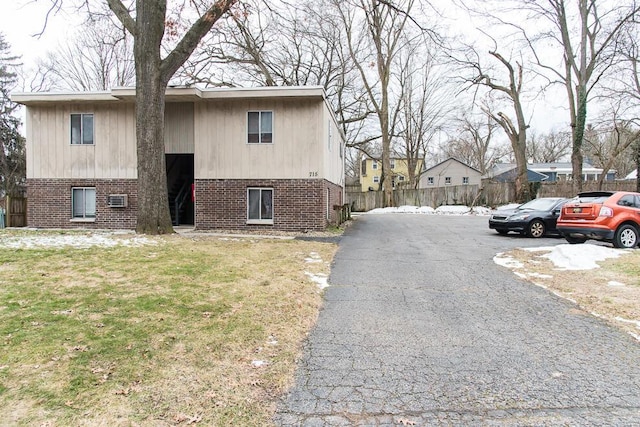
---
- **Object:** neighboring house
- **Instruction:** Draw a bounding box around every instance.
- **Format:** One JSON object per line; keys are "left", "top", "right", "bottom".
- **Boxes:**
{"left": 419, "top": 158, "right": 482, "bottom": 188}
{"left": 485, "top": 162, "right": 616, "bottom": 183}
{"left": 12, "top": 86, "right": 345, "bottom": 232}
{"left": 484, "top": 163, "right": 549, "bottom": 183}
{"left": 625, "top": 169, "right": 637, "bottom": 180}
{"left": 359, "top": 156, "right": 423, "bottom": 191}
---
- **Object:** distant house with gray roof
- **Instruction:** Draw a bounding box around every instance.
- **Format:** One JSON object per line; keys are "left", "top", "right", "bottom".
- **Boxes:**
{"left": 485, "top": 162, "right": 616, "bottom": 183}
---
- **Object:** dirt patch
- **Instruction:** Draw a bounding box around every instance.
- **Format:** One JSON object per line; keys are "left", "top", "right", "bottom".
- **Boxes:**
{"left": 500, "top": 247, "right": 640, "bottom": 340}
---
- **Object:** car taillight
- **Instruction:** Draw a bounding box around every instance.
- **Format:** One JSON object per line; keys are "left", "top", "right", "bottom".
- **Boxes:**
{"left": 599, "top": 206, "right": 613, "bottom": 217}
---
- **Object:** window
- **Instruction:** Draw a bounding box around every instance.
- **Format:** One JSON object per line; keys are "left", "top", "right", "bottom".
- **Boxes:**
{"left": 247, "top": 188, "right": 273, "bottom": 224}
{"left": 390, "top": 159, "right": 395, "bottom": 169}
{"left": 361, "top": 159, "right": 367, "bottom": 176}
{"left": 247, "top": 111, "right": 273, "bottom": 144}
{"left": 462, "top": 176, "right": 469, "bottom": 184}
{"left": 372, "top": 161, "right": 378, "bottom": 170}
{"left": 71, "top": 113, "right": 94, "bottom": 145}
{"left": 427, "top": 177, "right": 434, "bottom": 185}
{"left": 445, "top": 177, "right": 451, "bottom": 185}
{"left": 72, "top": 187, "right": 96, "bottom": 219}
{"left": 398, "top": 175, "right": 405, "bottom": 182}
{"left": 373, "top": 176, "right": 380, "bottom": 183}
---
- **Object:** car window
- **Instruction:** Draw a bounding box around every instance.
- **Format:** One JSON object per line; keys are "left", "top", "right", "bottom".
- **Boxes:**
{"left": 518, "top": 198, "right": 562, "bottom": 210}
{"left": 618, "top": 195, "right": 636, "bottom": 208}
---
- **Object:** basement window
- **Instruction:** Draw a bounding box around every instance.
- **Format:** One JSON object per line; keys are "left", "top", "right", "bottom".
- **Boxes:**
{"left": 247, "top": 188, "right": 273, "bottom": 224}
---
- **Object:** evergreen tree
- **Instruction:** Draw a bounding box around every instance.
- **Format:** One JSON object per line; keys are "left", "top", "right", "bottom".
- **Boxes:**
{"left": 0, "top": 33, "right": 25, "bottom": 197}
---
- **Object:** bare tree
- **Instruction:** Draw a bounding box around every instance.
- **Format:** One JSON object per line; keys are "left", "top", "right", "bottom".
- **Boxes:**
{"left": 459, "top": 44, "right": 532, "bottom": 202}
{"left": 100, "top": 0, "right": 239, "bottom": 234}
{"left": 395, "top": 36, "right": 453, "bottom": 189}
{"left": 35, "top": 16, "right": 135, "bottom": 91}
{"left": 520, "top": 0, "right": 640, "bottom": 193}
{"left": 441, "top": 111, "right": 506, "bottom": 174}
{"left": 335, "top": 0, "right": 424, "bottom": 207}
{"left": 526, "top": 130, "right": 571, "bottom": 163}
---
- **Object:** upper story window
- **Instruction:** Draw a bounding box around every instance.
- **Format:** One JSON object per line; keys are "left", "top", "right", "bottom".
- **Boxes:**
{"left": 248, "top": 111, "right": 273, "bottom": 144}
{"left": 390, "top": 159, "right": 395, "bottom": 169}
{"left": 372, "top": 161, "right": 378, "bottom": 170}
{"left": 72, "top": 187, "right": 96, "bottom": 220}
{"left": 445, "top": 177, "right": 451, "bottom": 185}
{"left": 71, "top": 113, "right": 94, "bottom": 145}
{"left": 373, "top": 176, "right": 380, "bottom": 183}
{"left": 427, "top": 177, "right": 434, "bottom": 185}
{"left": 462, "top": 176, "right": 469, "bottom": 184}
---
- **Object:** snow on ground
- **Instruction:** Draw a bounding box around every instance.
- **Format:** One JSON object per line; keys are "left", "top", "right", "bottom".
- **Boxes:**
{"left": 522, "top": 244, "right": 629, "bottom": 271}
{"left": 366, "top": 205, "right": 492, "bottom": 215}
{"left": 0, "top": 231, "right": 158, "bottom": 249}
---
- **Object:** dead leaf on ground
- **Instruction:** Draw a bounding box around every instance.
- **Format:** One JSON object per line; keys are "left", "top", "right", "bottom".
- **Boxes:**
{"left": 397, "top": 418, "right": 416, "bottom": 426}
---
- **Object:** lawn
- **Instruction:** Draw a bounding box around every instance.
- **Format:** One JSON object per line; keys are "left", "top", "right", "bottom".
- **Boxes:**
{"left": 0, "top": 230, "right": 336, "bottom": 426}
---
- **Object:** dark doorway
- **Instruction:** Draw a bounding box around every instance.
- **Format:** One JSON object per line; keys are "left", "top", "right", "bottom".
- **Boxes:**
{"left": 166, "top": 154, "right": 194, "bottom": 226}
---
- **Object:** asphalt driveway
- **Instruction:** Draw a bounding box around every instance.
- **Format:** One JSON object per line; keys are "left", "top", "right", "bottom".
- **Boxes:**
{"left": 275, "top": 214, "right": 640, "bottom": 426}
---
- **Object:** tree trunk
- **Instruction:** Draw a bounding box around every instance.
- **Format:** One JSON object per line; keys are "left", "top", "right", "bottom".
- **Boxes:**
{"left": 134, "top": 0, "right": 173, "bottom": 234}
{"left": 571, "top": 87, "right": 587, "bottom": 194}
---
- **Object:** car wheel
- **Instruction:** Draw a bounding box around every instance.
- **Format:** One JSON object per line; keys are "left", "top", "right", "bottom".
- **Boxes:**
{"left": 565, "top": 235, "right": 587, "bottom": 244}
{"left": 527, "top": 220, "right": 545, "bottom": 238}
{"left": 613, "top": 224, "right": 639, "bottom": 249}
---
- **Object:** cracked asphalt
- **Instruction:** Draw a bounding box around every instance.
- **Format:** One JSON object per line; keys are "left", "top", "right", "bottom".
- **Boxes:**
{"left": 274, "top": 214, "right": 640, "bottom": 426}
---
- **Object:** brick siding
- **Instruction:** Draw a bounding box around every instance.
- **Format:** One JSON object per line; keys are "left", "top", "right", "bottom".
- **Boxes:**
{"left": 27, "top": 179, "right": 137, "bottom": 229}
{"left": 195, "top": 179, "right": 343, "bottom": 232}
{"left": 27, "top": 178, "right": 343, "bottom": 232}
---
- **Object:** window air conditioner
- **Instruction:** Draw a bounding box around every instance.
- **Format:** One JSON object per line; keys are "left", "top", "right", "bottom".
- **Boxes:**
{"left": 107, "top": 194, "right": 128, "bottom": 208}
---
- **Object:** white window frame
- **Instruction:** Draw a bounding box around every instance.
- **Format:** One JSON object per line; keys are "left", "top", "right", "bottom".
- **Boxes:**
{"left": 247, "top": 111, "right": 273, "bottom": 144}
{"left": 462, "top": 176, "right": 469, "bottom": 184}
{"left": 372, "top": 161, "right": 378, "bottom": 170}
{"left": 445, "top": 176, "right": 452, "bottom": 185}
{"left": 390, "top": 159, "right": 395, "bottom": 169}
{"left": 247, "top": 187, "right": 274, "bottom": 225}
{"left": 427, "top": 177, "right": 434, "bottom": 186}
{"left": 70, "top": 113, "right": 94, "bottom": 145}
{"left": 373, "top": 176, "right": 380, "bottom": 183}
{"left": 71, "top": 187, "right": 96, "bottom": 221}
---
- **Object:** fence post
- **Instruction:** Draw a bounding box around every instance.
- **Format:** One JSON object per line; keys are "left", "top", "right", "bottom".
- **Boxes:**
{"left": 5, "top": 195, "right": 9, "bottom": 227}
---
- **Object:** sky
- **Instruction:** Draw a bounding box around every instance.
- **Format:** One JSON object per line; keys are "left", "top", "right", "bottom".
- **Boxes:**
{"left": 0, "top": 1, "right": 78, "bottom": 72}
{"left": 0, "top": 0, "right": 573, "bottom": 133}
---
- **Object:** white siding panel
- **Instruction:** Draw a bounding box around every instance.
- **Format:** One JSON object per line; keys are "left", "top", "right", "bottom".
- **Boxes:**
{"left": 165, "top": 102, "right": 194, "bottom": 153}
{"left": 27, "top": 103, "right": 137, "bottom": 179}
{"left": 195, "top": 99, "right": 323, "bottom": 179}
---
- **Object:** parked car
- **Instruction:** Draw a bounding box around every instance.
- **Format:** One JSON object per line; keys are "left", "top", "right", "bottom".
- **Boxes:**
{"left": 556, "top": 191, "right": 640, "bottom": 249}
{"left": 489, "top": 197, "right": 569, "bottom": 238}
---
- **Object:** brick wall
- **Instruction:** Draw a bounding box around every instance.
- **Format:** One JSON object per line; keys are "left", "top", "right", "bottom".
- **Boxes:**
{"left": 195, "top": 179, "right": 343, "bottom": 232}
{"left": 27, "top": 179, "right": 137, "bottom": 229}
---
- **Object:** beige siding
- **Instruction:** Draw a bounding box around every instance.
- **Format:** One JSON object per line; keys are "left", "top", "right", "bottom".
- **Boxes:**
{"left": 194, "top": 99, "right": 325, "bottom": 179}
{"left": 26, "top": 103, "right": 137, "bottom": 179}
{"left": 165, "top": 102, "right": 194, "bottom": 153}
{"left": 420, "top": 159, "right": 482, "bottom": 188}
{"left": 320, "top": 101, "right": 345, "bottom": 187}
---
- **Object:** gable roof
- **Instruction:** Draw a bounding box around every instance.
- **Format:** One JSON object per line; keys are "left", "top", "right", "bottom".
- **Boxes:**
{"left": 423, "top": 157, "right": 482, "bottom": 174}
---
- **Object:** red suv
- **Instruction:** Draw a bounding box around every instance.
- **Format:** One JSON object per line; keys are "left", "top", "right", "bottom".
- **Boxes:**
{"left": 557, "top": 191, "right": 640, "bottom": 249}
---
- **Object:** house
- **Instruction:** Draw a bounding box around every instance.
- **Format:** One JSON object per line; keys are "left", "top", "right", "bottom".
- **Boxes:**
{"left": 12, "top": 86, "right": 345, "bottom": 232}
{"left": 359, "top": 156, "right": 423, "bottom": 191}
{"left": 485, "top": 162, "right": 616, "bottom": 182}
{"left": 625, "top": 169, "right": 637, "bottom": 180}
{"left": 484, "top": 163, "right": 549, "bottom": 183}
{"left": 419, "top": 158, "right": 482, "bottom": 188}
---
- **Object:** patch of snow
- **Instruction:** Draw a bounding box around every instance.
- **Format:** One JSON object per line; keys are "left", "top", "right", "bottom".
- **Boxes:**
{"left": 493, "top": 253, "right": 524, "bottom": 269}
{"left": 305, "top": 271, "right": 329, "bottom": 290}
{"left": 614, "top": 316, "right": 640, "bottom": 329}
{"left": 527, "top": 272, "right": 553, "bottom": 279}
{"left": 365, "top": 205, "right": 490, "bottom": 216}
{"left": 305, "top": 252, "right": 323, "bottom": 263}
{"left": 0, "top": 232, "right": 157, "bottom": 249}
{"left": 251, "top": 360, "right": 267, "bottom": 368}
{"left": 608, "top": 281, "right": 626, "bottom": 287}
{"left": 541, "top": 244, "right": 627, "bottom": 270}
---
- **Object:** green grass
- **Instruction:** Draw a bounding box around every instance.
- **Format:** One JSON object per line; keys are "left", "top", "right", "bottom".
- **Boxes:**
{"left": 0, "top": 232, "right": 336, "bottom": 425}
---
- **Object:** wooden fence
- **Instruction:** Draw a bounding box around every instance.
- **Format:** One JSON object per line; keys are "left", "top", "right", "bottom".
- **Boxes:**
{"left": 3, "top": 196, "right": 27, "bottom": 227}
{"left": 347, "top": 180, "right": 639, "bottom": 212}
